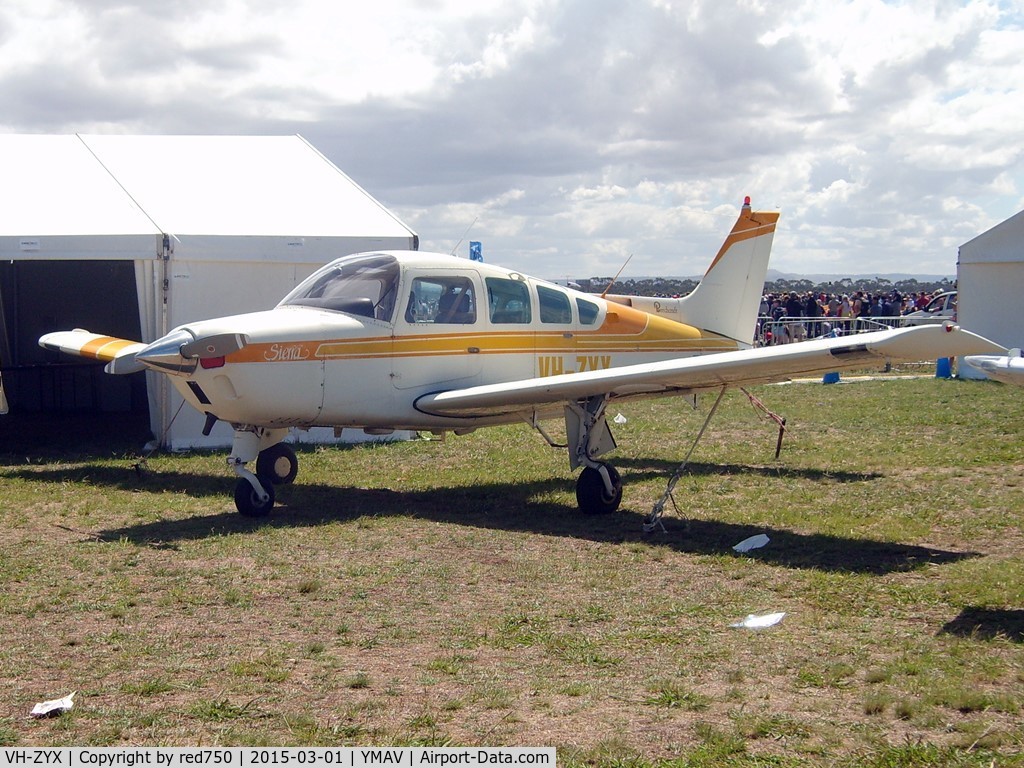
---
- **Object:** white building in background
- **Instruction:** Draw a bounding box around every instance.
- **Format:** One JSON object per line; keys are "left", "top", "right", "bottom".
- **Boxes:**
{"left": 957, "top": 209, "right": 1024, "bottom": 379}
{"left": 0, "top": 134, "right": 418, "bottom": 448}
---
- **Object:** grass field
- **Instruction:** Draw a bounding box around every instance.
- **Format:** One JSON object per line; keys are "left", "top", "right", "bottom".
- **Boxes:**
{"left": 1, "top": 373, "right": 1023, "bottom": 765}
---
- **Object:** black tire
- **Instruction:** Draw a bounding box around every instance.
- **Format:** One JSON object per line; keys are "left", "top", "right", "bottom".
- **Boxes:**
{"left": 234, "top": 475, "right": 276, "bottom": 517}
{"left": 575, "top": 464, "right": 623, "bottom": 514}
{"left": 256, "top": 443, "right": 299, "bottom": 485}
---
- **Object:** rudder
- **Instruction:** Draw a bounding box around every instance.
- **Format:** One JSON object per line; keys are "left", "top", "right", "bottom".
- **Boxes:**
{"left": 676, "top": 198, "right": 779, "bottom": 345}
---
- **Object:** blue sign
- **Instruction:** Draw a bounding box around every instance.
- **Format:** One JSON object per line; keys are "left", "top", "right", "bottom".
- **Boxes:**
{"left": 469, "top": 241, "right": 483, "bottom": 262}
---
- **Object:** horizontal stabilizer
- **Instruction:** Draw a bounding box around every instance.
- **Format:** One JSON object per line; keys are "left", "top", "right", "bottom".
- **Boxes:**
{"left": 39, "top": 330, "right": 147, "bottom": 375}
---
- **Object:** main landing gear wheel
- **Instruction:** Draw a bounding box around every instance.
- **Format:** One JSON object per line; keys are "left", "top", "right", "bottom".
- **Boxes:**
{"left": 234, "top": 475, "right": 276, "bottom": 517}
{"left": 256, "top": 443, "right": 298, "bottom": 485}
{"left": 576, "top": 464, "right": 622, "bottom": 514}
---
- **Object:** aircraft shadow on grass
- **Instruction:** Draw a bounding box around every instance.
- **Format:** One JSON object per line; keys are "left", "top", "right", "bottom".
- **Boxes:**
{"left": 614, "top": 456, "right": 880, "bottom": 485}
{"left": 940, "top": 607, "right": 1024, "bottom": 644}
{"left": 10, "top": 453, "right": 974, "bottom": 577}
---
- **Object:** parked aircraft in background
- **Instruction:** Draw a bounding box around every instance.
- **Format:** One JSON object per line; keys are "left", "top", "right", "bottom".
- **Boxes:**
{"left": 40, "top": 199, "right": 1005, "bottom": 517}
{"left": 964, "top": 349, "right": 1024, "bottom": 386}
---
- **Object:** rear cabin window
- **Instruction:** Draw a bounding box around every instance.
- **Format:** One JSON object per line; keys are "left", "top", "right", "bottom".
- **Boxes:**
{"left": 405, "top": 276, "right": 477, "bottom": 324}
{"left": 486, "top": 277, "right": 531, "bottom": 324}
{"left": 538, "top": 285, "right": 573, "bottom": 324}
{"left": 576, "top": 297, "right": 600, "bottom": 325}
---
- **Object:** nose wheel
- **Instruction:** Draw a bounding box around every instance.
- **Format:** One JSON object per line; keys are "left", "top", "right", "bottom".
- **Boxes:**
{"left": 234, "top": 473, "right": 276, "bottom": 517}
{"left": 228, "top": 428, "right": 293, "bottom": 517}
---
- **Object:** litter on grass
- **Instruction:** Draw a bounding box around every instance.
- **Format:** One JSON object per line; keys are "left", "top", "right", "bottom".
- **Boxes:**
{"left": 730, "top": 612, "right": 786, "bottom": 629}
{"left": 733, "top": 534, "right": 770, "bottom": 553}
{"left": 30, "top": 691, "right": 75, "bottom": 718}
{"left": 613, "top": 413, "right": 627, "bottom": 424}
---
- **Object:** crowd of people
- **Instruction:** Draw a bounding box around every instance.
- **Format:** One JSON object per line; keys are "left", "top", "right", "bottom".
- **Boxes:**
{"left": 756, "top": 289, "right": 946, "bottom": 345}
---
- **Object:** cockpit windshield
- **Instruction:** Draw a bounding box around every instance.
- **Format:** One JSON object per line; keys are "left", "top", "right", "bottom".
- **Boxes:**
{"left": 279, "top": 254, "right": 400, "bottom": 321}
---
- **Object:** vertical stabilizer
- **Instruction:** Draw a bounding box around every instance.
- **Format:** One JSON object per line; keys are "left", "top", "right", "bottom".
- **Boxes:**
{"left": 605, "top": 198, "right": 779, "bottom": 346}
{"left": 675, "top": 198, "right": 778, "bottom": 344}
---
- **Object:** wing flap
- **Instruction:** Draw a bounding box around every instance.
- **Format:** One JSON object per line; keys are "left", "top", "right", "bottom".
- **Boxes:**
{"left": 39, "top": 329, "right": 147, "bottom": 374}
{"left": 415, "top": 324, "right": 1005, "bottom": 417}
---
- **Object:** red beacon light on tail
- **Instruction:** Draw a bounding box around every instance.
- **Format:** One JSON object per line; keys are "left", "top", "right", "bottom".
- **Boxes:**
{"left": 743, "top": 196, "right": 751, "bottom": 209}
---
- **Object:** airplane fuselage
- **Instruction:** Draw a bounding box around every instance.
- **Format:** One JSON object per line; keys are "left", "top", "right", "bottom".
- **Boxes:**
{"left": 154, "top": 252, "right": 739, "bottom": 432}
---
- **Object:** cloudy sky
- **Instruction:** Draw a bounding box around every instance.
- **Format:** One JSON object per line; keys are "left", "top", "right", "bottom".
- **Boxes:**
{"left": 1, "top": 0, "right": 1021, "bottom": 279}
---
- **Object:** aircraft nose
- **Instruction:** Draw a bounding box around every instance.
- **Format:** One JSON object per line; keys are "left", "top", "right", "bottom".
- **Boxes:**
{"left": 135, "top": 329, "right": 197, "bottom": 376}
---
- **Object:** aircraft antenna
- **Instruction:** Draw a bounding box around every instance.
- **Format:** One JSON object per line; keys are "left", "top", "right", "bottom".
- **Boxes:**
{"left": 450, "top": 217, "right": 479, "bottom": 257}
{"left": 600, "top": 254, "right": 633, "bottom": 298}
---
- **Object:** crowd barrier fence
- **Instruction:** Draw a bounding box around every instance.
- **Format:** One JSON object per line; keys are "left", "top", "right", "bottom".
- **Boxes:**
{"left": 754, "top": 315, "right": 910, "bottom": 345}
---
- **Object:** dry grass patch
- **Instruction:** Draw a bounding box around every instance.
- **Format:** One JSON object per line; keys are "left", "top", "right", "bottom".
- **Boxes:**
{"left": 0, "top": 380, "right": 1022, "bottom": 765}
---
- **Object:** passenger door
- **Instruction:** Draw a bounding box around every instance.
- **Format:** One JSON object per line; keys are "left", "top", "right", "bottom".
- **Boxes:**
{"left": 392, "top": 269, "right": 483, "bottom": 391}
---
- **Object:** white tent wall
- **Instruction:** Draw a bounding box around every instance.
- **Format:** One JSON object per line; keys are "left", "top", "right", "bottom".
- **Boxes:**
{"left": 0, "top": 233, "right": 160, "bottom": 260}
{"left": 0, "top": 134, "right": 418, "bottom": 448}
{"left": 957, "top": 210, "right": 1024, "bottom": 380}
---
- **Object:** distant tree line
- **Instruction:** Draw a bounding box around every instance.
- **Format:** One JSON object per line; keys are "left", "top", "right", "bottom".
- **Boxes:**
{"left": 576, "top": 275, "right": 957, "bottom": 297}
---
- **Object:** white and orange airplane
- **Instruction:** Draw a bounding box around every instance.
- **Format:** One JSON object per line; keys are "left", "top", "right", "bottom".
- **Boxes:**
{"left": 40, "top": 198, "right": 1004, "bottom": 517}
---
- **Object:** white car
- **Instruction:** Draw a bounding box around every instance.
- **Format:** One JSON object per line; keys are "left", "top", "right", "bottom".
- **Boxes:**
{"left": 903, "top": 291, "right": 957, "bottom": 326}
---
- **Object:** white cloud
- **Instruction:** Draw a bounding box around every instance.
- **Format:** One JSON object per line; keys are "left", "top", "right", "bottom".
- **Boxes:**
{"left": 0, "top": 0, "right": 1021, "bottom": 278}
{"left": 448, "top": 15, "right": 542, "bottom": 83}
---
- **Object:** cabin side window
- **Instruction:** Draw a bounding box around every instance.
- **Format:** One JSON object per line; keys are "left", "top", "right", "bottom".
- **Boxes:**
{"left": 538, "top": 285, "right": 573, "bottom": 324}
{"left": 405, "top": 276, "right": 477, "bottom": 324}
{"left": 576, "top": 297, "right": 600, "bottom": 325}
{"left": 486, "top": 278, "right": 531, "bottom": 324}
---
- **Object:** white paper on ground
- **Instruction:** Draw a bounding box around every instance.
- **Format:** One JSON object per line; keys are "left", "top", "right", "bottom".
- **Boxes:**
{"left": 30, "top": 691, "right": 75, "bottom": 718}
{"left": 730, "top": 612, "right": 786, "bottom": 629}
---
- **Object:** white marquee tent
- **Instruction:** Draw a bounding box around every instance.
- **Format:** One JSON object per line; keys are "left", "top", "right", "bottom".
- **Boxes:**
{"left": 957, "top": 209, "right": 1024, "bottom": 380}
{"left": 0, "top": 134, "right": 418, "bottom": 448}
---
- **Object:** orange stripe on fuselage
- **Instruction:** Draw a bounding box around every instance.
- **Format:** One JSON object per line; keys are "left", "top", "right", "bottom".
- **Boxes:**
{"left": 225, "top": 302, "right": 739, "bottom": 366}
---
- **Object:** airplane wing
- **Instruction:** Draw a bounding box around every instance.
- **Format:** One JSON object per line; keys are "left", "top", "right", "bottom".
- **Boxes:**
{"left": 415, "top": 324, "right": 1006, "bottom": 418}
{"left": 39, "top": 330, "right": 147, "bottom": 374}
